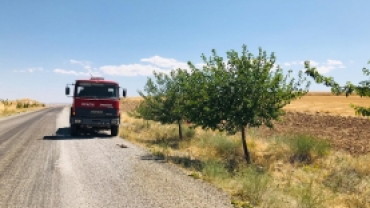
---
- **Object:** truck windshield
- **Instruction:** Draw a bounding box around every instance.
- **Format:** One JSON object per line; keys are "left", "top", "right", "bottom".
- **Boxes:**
{"left": 75, "top": 83, "right": 119, "bottom": 99}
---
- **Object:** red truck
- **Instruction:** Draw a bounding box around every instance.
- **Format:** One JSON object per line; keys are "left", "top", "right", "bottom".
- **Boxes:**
{"left": 65, "top": 77, "right": 127, "bottom": 136}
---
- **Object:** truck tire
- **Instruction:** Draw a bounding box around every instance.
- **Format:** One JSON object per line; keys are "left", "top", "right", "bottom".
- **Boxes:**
{"left": 111, "top": 125, "right": 119, "bottom": 136}
{"left": 70, "top": 124, "right": 78, "bottom": 136}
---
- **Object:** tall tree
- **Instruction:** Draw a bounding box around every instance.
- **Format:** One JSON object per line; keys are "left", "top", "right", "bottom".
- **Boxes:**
{"left": 137, "top": 69, "right": 189, "bottom": 139}
{"left": 183, "top": 45, "right": 311, "bottom": 164}
{"left": 304, "top": 60, "right": 370, "bottom": 116}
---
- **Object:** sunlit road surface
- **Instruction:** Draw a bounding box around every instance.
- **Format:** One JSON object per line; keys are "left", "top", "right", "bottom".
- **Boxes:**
{"left": 0, "top": 107, "right": 232, "bottom": 208}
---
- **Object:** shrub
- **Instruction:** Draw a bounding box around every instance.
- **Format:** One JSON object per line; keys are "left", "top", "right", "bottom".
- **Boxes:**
{"left": 288, "top": 134, "right": 331, "bottom": 163}
{"left": 202, "top": 159, "right": 229, "bottom": 180}
{"left": 235, "top": 165, "right": 271, "bottom": 206}
{"left": 292, "top": 180, "right": 330, "bottom": 208}
{"left": 210, "top": 135, "right": 240, "bottom": 158}
{"left": 314, "top": 139, "right": 331, "bottom": 157}
{"left": 183, "top": 126, "right": 195, "bottom": 139}
{"left": 132, "top": 121, "right": 147, "bottom": 132}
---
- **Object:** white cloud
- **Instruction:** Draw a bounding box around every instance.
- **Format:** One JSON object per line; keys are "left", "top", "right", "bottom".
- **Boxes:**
{"left": 313, "top": 59, "right": 345, "bottom": 74}
{"left": 13, "top": 67, "right": 44, "bottom": 73}
{"left": 326, "top": 59, "right": 343, "bottom": 66}
{"left": 100, "top": 56, "right": 202, "bottom": 76}
{"left": 295, "top": 59, "right": 345, "bottom": 74}
{"left": 55, "top": 56, "right": 203, "bottom": 77}
{"left": 28, "top": 67, "right": 44, "bottom": 72}
{"left": 54, "top": 69, "right": 101, "bottom": 76}
{"left": 70, "top": 60, "right": 92, "bottom": 71}
{"left": 100, "top": 64, "right": 168, "bottom": 76}
{"left": 140, "top": 56, "right": 189, "bottom": 69}
{"left": 53, "top": 59, "right": 102, "bottom": 76}
{"left": 307, "top": 60, "right": 319, "bottom": 66}
{"left": 283, "top": 61, "right": 302, "bottom": 66}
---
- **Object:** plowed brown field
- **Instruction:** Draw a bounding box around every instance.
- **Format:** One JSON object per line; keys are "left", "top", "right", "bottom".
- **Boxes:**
{"left": 121, "top": 94, "right": 370, "bottom": 155}
{"left": 258, "top": 112, "right": 370, "bottom": 155}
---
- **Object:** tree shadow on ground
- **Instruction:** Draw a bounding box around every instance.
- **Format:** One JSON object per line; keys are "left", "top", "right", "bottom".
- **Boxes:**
{"left": 167, "top": 155, "right": 204, "bottom": 171}
{"left": 135, "top": 137, "right": 186, "bottom": 149}
{"left": 139, "top": 153, "right": 204, "bottom": 171}
{"left": 43, "top": 127, "right": 113, "bottom": 140}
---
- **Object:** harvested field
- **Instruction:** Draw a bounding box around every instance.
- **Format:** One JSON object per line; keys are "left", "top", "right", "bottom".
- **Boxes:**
{"left": 120, "top": 97, "right": 143, "bottom": 112}
{"left": 120, "top": 94, "right": 370, "bottom": 155}
{"left": 285, "top": 95, "right": 370, "bottom": 116}
{"left": 121, "top": 93, "right": 370, "bottom": 116}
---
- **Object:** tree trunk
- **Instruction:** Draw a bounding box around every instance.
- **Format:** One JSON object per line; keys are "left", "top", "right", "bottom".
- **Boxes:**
{"left": 241, "top": 126, "right": 252, "bottom": 164}
{"left": 178, "top": 120, "right": 183, "bottom": 140}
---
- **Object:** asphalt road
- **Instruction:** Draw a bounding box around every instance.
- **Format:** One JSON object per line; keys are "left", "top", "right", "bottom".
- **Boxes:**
{"left": 0, "top": 107, "right": 233, "bottom": 208}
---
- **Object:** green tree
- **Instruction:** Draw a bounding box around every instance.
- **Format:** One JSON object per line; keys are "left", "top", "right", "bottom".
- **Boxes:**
{"left": 304, "top": 60, "right": 370, "bottom": 116}
{"left": 128, "top": 98, "right": 154, "bottom": 120}
{"left": 183, "top": 45, "right": 311, "bottom": 164}
{"left": 137, "top": 69, "right": 189, "bottom": 139}
{"left": 128, "top": 98, "right": 156, "bottom": 128}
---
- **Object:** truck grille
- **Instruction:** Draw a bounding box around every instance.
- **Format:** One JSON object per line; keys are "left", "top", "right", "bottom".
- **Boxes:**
{"left": 74, "top": 108, "right": 118, "bottom": 117}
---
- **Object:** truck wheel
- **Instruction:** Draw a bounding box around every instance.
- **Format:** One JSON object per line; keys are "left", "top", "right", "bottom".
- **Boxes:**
{"left": 111, "top": 125, "right": 119, "bottom": 136}
{"left": 70, "top": 124, "right": 78, "bottom": 136}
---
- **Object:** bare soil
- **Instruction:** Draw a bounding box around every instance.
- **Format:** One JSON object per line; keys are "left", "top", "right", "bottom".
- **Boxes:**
{"left": 257, "top": 111, "right": 370, "bottom": 155}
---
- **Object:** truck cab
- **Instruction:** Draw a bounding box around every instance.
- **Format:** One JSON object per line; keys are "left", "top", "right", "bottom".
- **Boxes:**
{"left": 65, "top": 77, "right": 127, "bottom": 136}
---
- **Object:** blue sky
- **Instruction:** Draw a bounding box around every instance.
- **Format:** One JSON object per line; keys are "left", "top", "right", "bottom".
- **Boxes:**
{"left": 1, "top": 1, "right": 369, "bottom": 103}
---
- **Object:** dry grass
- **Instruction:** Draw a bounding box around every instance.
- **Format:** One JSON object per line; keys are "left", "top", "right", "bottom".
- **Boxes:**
{"left": 120, "top": 97, "right": 143, "bottom": 112}
{"left": 119, "top": 93, "right": 370, "bottom": 207}
{"left": 119, "top": 112, "right": 370, "bottom": 208}
{"left": 0, "top": 99, "right": 45, "bottom": 117}
{"left": 285, "top": 95, "right": 370, "bottom": 117}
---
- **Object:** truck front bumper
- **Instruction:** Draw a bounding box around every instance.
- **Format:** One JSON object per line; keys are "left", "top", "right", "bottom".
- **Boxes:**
{"left": 70, "top": 117, "right": 120, "bottom": 127}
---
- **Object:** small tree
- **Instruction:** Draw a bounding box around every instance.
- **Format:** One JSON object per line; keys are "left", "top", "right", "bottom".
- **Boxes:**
{"left": 128, "top": 97, "right": 152, "bottom": 120}
{"left": 131, "top": 99, "right": 155, "bottom": 128}
{"left": 305, "top": 60, "right": 370, "bottom": 116}
{"left": 137, "top": 69, "right": 189, "bottom": 139}
{"left": 184, "top": 45, "right": 311, "bottom": 164}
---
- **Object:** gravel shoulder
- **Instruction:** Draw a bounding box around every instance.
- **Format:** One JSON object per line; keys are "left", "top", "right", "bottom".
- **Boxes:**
{"left": 0, "top": 107, "right": 233, "bottom": 208}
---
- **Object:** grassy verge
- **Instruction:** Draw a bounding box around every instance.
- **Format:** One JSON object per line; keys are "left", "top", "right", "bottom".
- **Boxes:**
{"left": 0, "top": 99, "right": 46, "bottom": 118}
{"left": 0, "top": 106, "right": 46, "bottom": 118}
{"left": 119, "top": 112, "right": 370, "bottom": 208}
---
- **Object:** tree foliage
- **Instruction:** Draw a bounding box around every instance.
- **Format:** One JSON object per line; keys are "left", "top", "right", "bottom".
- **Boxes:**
{"left": 184, "top": 45, "right": 310, "bottom": 131}
{"left": 137, "top": 69, "right": 189, "bottom": 139}
{"left": 135, "top": 44, "right": 311, "bottom": 164}
{"left": 304, "top": 60, "right": 370, "bottom": 116}
{"left": 182, "top": 45, "right": 310, "bottom": 163}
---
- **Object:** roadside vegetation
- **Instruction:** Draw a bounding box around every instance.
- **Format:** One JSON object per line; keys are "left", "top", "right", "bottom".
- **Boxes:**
{"left": 0, "top": 99, "right": 46, "bottom": 117}
{"left": 120, "top": 45, "right": 370, "bottom": 207}
{"left": 120, "top": 114, "right": 369, "bottom": 208}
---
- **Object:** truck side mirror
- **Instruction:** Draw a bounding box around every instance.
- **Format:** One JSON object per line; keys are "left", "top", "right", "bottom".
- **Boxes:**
{"left": 65, "top": 87, "right": 70, "bottom": 95}
{"left": 122, "top": 88, "right": 127, "bottom": 97}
